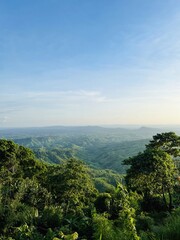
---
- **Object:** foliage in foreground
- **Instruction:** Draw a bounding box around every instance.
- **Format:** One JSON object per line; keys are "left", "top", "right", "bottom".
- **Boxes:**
{"left": 0, "top": 132, "right": 179, "bottom": 239}
{"left": 0, "top": 139, "right": 139, "bottom": 239}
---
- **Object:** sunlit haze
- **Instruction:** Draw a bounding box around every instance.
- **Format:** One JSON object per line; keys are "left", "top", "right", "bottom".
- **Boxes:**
{"left": 1, "top": 0, "right": 180, "bottom": 127}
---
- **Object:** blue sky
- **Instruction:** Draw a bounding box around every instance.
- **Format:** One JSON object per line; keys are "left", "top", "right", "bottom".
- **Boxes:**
{"left": 0, "top": 0, "right": 180, "bottom": 127}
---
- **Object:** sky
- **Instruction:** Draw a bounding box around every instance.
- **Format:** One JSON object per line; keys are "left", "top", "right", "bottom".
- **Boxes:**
{"left": 0, "top": 0, "right": 180, "bottom": 127}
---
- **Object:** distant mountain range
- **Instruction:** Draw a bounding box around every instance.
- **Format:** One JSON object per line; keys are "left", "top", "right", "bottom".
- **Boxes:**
{"left": 1, "top": 125, "right": 179, "bottom": 173}
{"left": 0, "top": 125, "right": 174, "bottom": 139}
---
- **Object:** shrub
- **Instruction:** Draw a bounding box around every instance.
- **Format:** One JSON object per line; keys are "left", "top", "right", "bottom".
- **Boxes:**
{"left": 154, "top": 208, "right": 180, "bottom": 240}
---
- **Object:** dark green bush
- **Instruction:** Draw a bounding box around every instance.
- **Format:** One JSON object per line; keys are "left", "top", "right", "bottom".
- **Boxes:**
{"left": 154, "top": 208, "right": 180, "bottom": 240}
{"left": 136, "top": 213, "right": 154, "bottom": 231}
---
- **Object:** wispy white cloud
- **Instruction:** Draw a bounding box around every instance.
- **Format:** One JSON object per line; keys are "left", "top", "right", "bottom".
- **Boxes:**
{"left": 129, "top": 14, "right": 180, "bottom": 70}
{"left": 0, "top": 90, "right": 111, "bottom": 115}
{"left": 0, "top": 116, "right": 8, "bottom": 126}
{"left": 24, "top": 90, "right": 109, "bottom": 104}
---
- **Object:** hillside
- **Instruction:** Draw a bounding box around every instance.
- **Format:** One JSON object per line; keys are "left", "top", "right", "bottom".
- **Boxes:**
{"left": 14, "top": 136, "right": 149, "bottom": 173}
{"left": 1, "top": 126, "right": 178, "bottom": 173}
{"left": 1, "top": 126, "right": 180, "bottom": 173}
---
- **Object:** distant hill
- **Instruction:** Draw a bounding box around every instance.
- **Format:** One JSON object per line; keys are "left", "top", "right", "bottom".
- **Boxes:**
{"left": 14, "top": 136, "right": 149, "bottom": 173}
{"left": 0, "top": 125, "right": 163, "bottom": 139}
{"left": 1, "top": 125, "right": 179, "bottom": 173}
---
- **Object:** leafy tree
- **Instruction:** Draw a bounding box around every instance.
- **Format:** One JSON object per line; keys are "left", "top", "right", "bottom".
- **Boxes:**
{"left": 0, "top": 140, "right": 19, "bottom": 175}
{"left": 49, "top": 158, "right": 97, "bottom": 210}
{"left": 146, "top": 132, "right": 180, "bottom": 157}
{"left": 0, "top": 139, "right": 46, "bottom": 180}
{"left": 93, "top": 184, "right": 140, "bottom": 240}
{"left": 47, "top": 158, "right": 97, "bottom": 238}
{"left": 125, "top": 132, "right": 180, "bottom": 212}
{"left": 124, "top": 148, "right": 176, "bottom": 211}
{"left": 112, "top": 184, "right": 140, "bottom": 240}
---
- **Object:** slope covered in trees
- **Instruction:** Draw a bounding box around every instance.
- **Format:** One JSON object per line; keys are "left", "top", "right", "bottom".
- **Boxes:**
{"left": 14, "top": 136, "right": 149, "bottom": 173}
{"left": 2, "top": 126, "right": 179, "bottom": 173}
{"left": 0, "top": 132, "right": 179, "bottom": 239}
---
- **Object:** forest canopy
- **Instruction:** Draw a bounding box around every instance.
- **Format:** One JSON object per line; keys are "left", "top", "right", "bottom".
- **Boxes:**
{"left": 0, "top": 132, "right": 179, "bottom": 239}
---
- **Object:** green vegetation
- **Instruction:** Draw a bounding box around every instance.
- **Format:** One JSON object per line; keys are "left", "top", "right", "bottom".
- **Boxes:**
{"left": 124, "top": 149, "right": 176, "bottom": 211}
{"left": 14, "top": 136, "right": 149, "bottom": 173}
{"left": 0, "top": 131, "right": 179, "bottom": 239}
{"left": 3, "top": 125, "right": 161, "bottom": 172}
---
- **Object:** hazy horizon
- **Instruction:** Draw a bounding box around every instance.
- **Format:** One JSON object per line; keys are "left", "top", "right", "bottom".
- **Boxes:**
{"left": 1, "top": 124, "right": 180, "bottom": 130}
{"left": 1, "top": 1, "right": 180, "bottom": 127}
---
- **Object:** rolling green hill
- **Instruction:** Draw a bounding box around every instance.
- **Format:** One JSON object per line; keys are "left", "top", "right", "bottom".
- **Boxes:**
{"left": 13, "top": 135, "right": 149, "bottom": 173}
{"left": 2, "top": 125, "right": 179, "bottom": 173}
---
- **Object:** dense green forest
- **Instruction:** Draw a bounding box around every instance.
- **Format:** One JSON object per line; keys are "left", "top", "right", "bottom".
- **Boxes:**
{"left": 0, "top": 131, "right": 179, "bottom": 239}
{"left": 14, "top": 136, "right": 149, "bottom": 173}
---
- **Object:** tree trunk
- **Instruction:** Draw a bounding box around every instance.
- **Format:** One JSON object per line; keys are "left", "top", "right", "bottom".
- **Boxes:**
{"left": 162, "top": 185, "right": 168, "bottom": 210}
{"left": 168, "top": 188, "right": 173, "bottom": 212}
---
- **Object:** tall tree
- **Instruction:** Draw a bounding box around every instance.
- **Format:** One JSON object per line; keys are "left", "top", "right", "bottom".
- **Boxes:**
{"left": 146, "top": 132, "right": 180, "bottom": 173}
{"left": 146, "top": 132, "right": 180, "bottom": 157}
{"left": 124, "top": 148, "right": 176, "bottom": 211}
{"left": 48, "top": 158, "right": 97, "bottom": 214}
